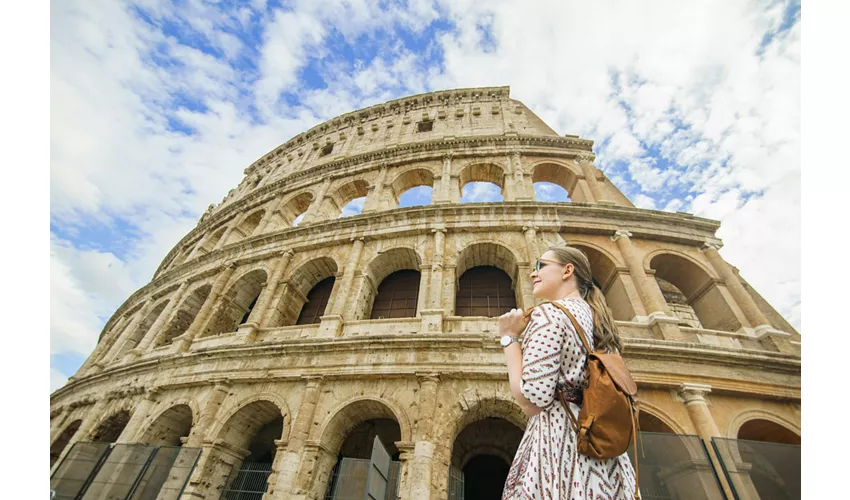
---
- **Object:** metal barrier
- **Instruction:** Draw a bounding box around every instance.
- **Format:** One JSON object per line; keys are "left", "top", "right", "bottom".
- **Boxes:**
{"left": 221, "top": 461, "right": 274, "bottom": 500}
{"left": 324, "top": 458, "right": 400, "bottom": 500}
{"left": 49, "top": 442, "right": 200, "bottom": 500}
{"left": 625, "top": 432, "right": 725, "bottom": 500}
{"left": 711, "top": 437, "right": 800, "bottom": 500}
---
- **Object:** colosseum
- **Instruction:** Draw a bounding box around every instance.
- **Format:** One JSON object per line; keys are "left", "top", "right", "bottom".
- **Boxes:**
{"left": 49, "top": 86, "right": 801, "bottom": 500}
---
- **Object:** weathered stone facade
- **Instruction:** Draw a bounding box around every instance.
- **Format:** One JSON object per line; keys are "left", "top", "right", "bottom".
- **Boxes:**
{"left": 50, "top": 86, "right": 800, "bottom": 499}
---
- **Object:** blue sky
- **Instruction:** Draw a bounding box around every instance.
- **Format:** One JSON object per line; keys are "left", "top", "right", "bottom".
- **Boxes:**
{"left": 50, "top": 0, "right": 801, "bottom": 392}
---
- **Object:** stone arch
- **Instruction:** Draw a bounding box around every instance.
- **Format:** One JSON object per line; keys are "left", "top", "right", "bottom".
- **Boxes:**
{"left": 454, "top": 241, "right": 524, "bottom": 315}
{"left": 315, "top": 396, "right": 412, "bottom": 452}
{"left": 355, "top": 247, "right": 423, "bottom": 321}
{"left": 51, "top": 419, "right": 82, "bottom": 466}
{"left": 229, "top": 208, "right": 266, "bottom": 243}
{"left": 727, "top": 409, "right": 800, "bottom": 442}
{"left": 530, "top": 160, "right": 581, "bottom": 201}
{"left": 136, "top": 403, "right": 196, "bottom": 446}
{"left": 112, "top": 298, "right": 170, "bottom": 361}
{"left": 155, "top": 283, "right": 212, "bottom": 348}
{"left": 270, "top": 256, "right": 340, "bottom": 327}
{"left": 389, "top": 167, "right": 436, "bottom": 209}
{"left": 636, "top": 401, "right": 688, "bottom": 435}
{"left": 458, "top": 162, "right": 506, "bottom": 202}
{"left": 211, "top": 392, "right": 293, "bottom": 445}
{"left": 213, "top": 397, "right": 289, "bottom": 457}
{"left": 648, "top": 251, "right": 741, "bottom": 332}
{"left": 276, "top": 191, "right": 314, "bottom": 229}
{"left": 202, "top": 268, "right": 268, "bottom": 337}
{"left": 196, "top": 225, "right": 229, "bottom": 257}
{"left": 327, "top": 179, "right": 370, "bottom": 219}
{"left": 90, "top": 410, "right": 132, "bottom": 443}
{"left": 567, "top": 242, "right": 635, "bottom": 321}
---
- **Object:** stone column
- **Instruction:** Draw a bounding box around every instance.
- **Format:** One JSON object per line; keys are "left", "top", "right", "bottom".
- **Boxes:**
{"left": 517, "top": 263, "right": 536, "bottom": 310}
{"left": 571, "top": 176, "right": 595, "bottom": 203}
{"left": 329, "top": 238, "right": 365, "bottom": 316}
{"left": 420, "top": 229, "right": 446, "bottom": 333}
{"left": 416, "top": 266, "right": 431, "bottom": 316}
{"left": 255, "top": 195, "right": 287, "bottom": 234}
{"left": 184, "top": 234, "right": 208, "bottom": 262}
{"left": 394, "top": 442, "right": 416, "bottom": 500}
{"left": 408, "top": 374, "right": 440, "bottom": 500}
{"left": 274, "top": 376, "right": 324, "bottom": 498}
{"left": 128, "top": 281, "right": 191, "bottom": 360}
{"left": 265, "top": 438, "right": 290, "bottom": 496}
{"left": 433, "top": 153, "right": 453, "bottom": 204}
{"left": 677, "top": 383, "right": 737, "bottom": 499}
{"left": 186, "top": 379, "right": 232, "bottom": 448}
{"left": 362, "top": 164, "right": 389, "bottom": 213}
{"left": 611, "top": 230, "right": 685, "bottom": 341}
{"left": 115, "top": 387, "right": 162, "bottom": 443}
{"left": 576, "top": 155, "right": 608, "bottom": 203}
{"left": 523, "top": 225, "right": 541, "bottom": 262}
{"left": 299, "top": 178, "right": 332, "bottom": 225}
{"left": 99, "top": 301, "right": 156, "bottom": 368}
{"left": 701, "top": 244, "right": 767, "bottom": 328}
{"left": 176, "top": 263, "right": 238, "bottom": 352}
{"left": 241, "top": 250, "right": 295, "bottom": 341}
{"left": 509, "top": 151, "right": 532, "bottom": 201}
{"left": 213, "top": 216, "right": 243, "bottom": 251}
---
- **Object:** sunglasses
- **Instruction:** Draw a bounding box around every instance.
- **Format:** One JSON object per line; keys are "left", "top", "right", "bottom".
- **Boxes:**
{"left": 535, "top": 259, "right": 566, "bottom": 272}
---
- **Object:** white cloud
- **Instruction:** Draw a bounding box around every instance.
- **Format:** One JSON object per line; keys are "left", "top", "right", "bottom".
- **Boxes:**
{"left": 51, "top": 368, "right": 69, "bottom": 393}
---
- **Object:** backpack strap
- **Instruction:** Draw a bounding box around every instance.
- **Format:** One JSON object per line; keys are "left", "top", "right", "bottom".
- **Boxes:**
{"left": 544, "top": 300, "right": 594, "bottom": 355}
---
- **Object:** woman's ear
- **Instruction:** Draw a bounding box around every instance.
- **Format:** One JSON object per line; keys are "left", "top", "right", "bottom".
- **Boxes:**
{"left": 563, "top": 263, "right": 574, "bottom": 280}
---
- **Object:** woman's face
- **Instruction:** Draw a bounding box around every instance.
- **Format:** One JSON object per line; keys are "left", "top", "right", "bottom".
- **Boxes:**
{"left": 530, "top": 250, "right": 573, "bottom": 300}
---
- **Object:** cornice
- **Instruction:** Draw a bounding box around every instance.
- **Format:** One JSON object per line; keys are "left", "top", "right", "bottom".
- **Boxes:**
{"left": 53, "top": 333, "right": 797, "bottom": 403}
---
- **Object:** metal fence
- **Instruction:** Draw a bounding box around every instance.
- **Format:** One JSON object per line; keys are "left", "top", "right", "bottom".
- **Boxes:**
{"left": 49, "top": 442, "right": 200, "bottom": 500}
{"left": 324, "top": 458, "right": 400, "bottom": 500}
{"left": 221, "top": 461, "right": 274, "bottom": 500}
{"left": 711, "top": 437, "right": 800, "bottom": 500}
{"left": 625, "top": 432, "right": 725, "bottom": 500}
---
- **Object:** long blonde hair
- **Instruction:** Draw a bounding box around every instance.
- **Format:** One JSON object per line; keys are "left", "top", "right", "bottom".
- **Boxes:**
{"left": 546, "top": 245, "right": 623, "bottom": 354}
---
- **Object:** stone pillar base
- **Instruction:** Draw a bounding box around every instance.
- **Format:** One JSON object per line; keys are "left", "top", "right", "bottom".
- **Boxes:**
{"left": 647, "top": 313, "right": 691, "bottom": 342}
{"left": 318, "top": 315, "right": 344, "bottom": 338}
{"left": 237, "top": 323, "right": 260, "bottom": 343}
{"left": 419, "top": 310, "right": 444, "bottom": 334}
{"left": 121, "top": 349, "right": 141, "bottom": 364}
{"left": 753, "top": 325, "right": 796, "bottom": 354}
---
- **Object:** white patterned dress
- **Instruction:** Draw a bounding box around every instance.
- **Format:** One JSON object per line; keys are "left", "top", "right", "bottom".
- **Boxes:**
{"left": 503, "top": 298, "right": 637, "bottom": 500}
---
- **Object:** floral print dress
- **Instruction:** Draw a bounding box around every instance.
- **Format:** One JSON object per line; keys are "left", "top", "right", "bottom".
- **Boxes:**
{"left": 503, "top": 298, "right": 637, "bottom": 500}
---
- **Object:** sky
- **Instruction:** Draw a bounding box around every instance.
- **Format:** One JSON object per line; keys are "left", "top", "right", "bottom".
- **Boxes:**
{"left": 50, "top": 0, "right": 801, "bottom": 393}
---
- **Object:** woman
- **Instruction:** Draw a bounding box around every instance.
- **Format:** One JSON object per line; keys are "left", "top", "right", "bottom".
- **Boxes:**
{"left": 500, "top": 245, "right": 637, "bottom": 499}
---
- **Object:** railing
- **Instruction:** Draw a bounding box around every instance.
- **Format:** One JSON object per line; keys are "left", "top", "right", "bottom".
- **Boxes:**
{"left": 625, "top": 432, "right": 725, "bottom": 500}
{"left": 221, "top": 461, "right": 274, "bottom": 500}
{"left": 324, "top": 458, "right": 400, "bottom": 500}
{"left": 50, "top": 442, "right": 201, "bottom": 500}
{"left": 712, "top": 438, "right": 800, "bottom": 500}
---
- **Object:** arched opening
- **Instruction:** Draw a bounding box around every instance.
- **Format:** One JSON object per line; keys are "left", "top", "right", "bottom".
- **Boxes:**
{"left": 217, "top": 400, "right": 286, "bottom": 499}
{"left": 569, "top": 244, "right": 633, "bottom": 321}
{"left": 272, "top": 257, "right": 338, "bottom": 327}
{"left": 296, "top": 277, "right": 335, "bottom": 325}
{"left": 370, "top": 270, "right": 420, "bottom": 319}
{"left": 278, "top": 192, "right": 313, "bottom": 229}
{"left": 733, "top": 419, "right": 800, "bottom": 500}
{"left": 456, "top": 267, "right": 516, "bottom": 317}
{"left": 329, "top": 179, "right": 370, "bottom": 219}
{"left": 354, "top": 248, "right": 422, "bottom": 321}
{"left": 532, "top": 182, "right": 570, "bottom": 202}
{"left": 649, "top": 253, "right": 741, "bottom": 331}
{"left": 459, "top": 163, "right": 505, "bottom": 203}
{"left": 391, "top": 168, "right": 435, "bottom": 209}
{"left": 320, "top": 401, "right": 404, "bottom": 500}
{"left": 196, "top": 226, "right": 228, "bottom": 257}
{"left": 91, "top": 411, "right": 131, "bottom": 443}
{"left": 229, "top": 209, "right": 265, "bottom": 244}
{"left": 51, "top": 420, "right": 82, "bottom": 466}
{"left": 112, "top": 301, "right": 169, "bottom": 361}
{"left": 397, "top": 185, "right": 433, "bottom": 207}
{"left": 155, "top": 285, "right": 212, "bottom": 348}
{"left": 202, "top": 269, "right": 267, "bottom": 337}
{"left": 531, "top": 162, "right": 580, "bottom": 202}
{"left": 450, "top": 417, "right": 523, "bottom": 500}
{"left": 137, "top": 404, "right": 194, "bottom": 446}
{"left": 656, "top": 277, "right": 704, "bottom": 328}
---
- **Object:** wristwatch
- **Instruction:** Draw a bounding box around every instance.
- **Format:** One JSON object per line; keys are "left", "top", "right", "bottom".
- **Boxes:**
{"left": 500, "top": 335, "right": 521, "bottom": 348}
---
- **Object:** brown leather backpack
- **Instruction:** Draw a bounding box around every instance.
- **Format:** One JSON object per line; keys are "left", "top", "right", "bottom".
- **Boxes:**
{"left": 536, "top": 300, "right": 641, "bottom": 496}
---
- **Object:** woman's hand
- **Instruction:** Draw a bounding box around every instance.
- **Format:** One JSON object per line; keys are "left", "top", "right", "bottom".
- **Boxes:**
{"left": 499, "top": 308, "right": 530, "bottom": 336}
